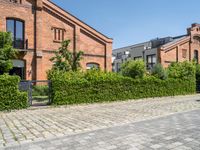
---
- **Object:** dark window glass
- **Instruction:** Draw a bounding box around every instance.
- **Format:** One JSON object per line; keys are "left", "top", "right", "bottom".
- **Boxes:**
{"left": 6, "top": 19, "right": 24, "bottom": 49}
{"left": 116, "top": 52, "right": 122, "bottom": 59}
{"left": 146, "top": 54, "right": 156, "bottom": 69}
{"left": 86, "top": 63, "right": 100, "bottom": 70}
{"left": 6, "top": 20, "right": 14, "bottom": 40}
{"left": 52, "top": 27, "right": 65, "bottom": 42}
{"left": 15, "top": 21, "right": 24, "bottom": 49}
{"left": 58, "top": 30, "right": 60, "bottom": 40}
{"left": 194, "top": 50, "right": 199, "bottom": 63}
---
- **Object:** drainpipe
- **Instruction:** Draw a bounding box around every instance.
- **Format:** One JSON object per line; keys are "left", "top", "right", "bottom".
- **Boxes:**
{"left": 142, "top": 50, "right": 145, "bottom": 61}
{"left": 34, "top": 0, "right": 43, "bottom": 81}
{"left": 189, "top": 37, "right": 192, "bottom": 61}
{"left": 33, "top": 1, "right": 37, "bottom": 81}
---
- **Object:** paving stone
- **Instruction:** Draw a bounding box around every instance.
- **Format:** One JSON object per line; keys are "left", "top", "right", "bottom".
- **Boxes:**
{"left": 1, "top": 95, "right": 200, "bottom": 149}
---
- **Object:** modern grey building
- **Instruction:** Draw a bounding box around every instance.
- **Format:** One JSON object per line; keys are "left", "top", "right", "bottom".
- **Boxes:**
{"left": 112, "top": 36, "right": 186, "bottom": 72}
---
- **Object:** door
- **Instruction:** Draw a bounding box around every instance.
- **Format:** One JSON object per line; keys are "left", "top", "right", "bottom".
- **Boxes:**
{"left": 9, "top": 59, "right": 25, "bottom": 79}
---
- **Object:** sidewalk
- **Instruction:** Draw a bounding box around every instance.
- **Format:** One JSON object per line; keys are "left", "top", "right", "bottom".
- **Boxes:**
{"left": 1, "top": 94, "right": 200, "bottom": 148}
{"left": 6, "top": 109, "right": 200, "bottom": 150}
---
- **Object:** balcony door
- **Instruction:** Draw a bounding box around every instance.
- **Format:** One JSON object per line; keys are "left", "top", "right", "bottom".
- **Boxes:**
{"left": 6, "top": 18, "right": 24, "bottom": 49}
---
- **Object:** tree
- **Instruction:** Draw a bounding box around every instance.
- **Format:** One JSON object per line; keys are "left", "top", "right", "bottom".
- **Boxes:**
{"left": 120, "top": 60, "right": 146, "bottom": 79}
{"left": 50, "top": 40, "right": 84, "bottom": 72}
{"left": 0, "top": 32, "right": 18, "bottom": 74}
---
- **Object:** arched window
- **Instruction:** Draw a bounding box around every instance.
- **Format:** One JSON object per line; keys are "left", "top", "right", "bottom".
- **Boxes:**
{"left": 6, "top": 18, "right": 24, "bottom": 49}
{"left": 86, "top": 63, "right": 100, "bottom": 70}
{"left": 194, "top": 50, "right": 199, "bottom": 63}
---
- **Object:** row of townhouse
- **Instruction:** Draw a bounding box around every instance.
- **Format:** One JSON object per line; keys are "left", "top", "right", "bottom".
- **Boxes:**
{"left": 113, "top": 23, "right": 200, "bottom": 72}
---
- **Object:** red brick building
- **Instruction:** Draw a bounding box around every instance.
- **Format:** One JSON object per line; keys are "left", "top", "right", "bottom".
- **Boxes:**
{"left": 0, "top": 0, "right": 113, "bottom": 80}
{"left": 159, "top": 23, "right": 200, "bottom": 67}
{"left": 113, "top": 23, "right": 200, "bottom": 72}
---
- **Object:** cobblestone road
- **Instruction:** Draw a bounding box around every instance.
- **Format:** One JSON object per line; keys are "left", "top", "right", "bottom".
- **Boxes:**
{"left": 1, "top": 94, "right": 200, "bottom": 149}
{"left": 5, "top": 109, "right": 200, "bottom": 150}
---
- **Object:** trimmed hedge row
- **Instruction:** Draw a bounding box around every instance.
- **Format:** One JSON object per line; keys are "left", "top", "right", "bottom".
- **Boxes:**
{"left": 51, "top": 74, "right": 196, "bottom": 105}
{"left": 32, "top": 85, "right": 49, "bottom": 96}
{"left": 0, "top": 74, "right": 28, "bottom": 111}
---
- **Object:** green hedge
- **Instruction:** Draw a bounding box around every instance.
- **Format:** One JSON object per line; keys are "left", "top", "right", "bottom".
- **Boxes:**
{"left": 32, "top": 85, "right": 49, "bottom": 96}
{"left": 50, "top": 71, "right": 196, "bottom": 105}
{"left": 0, "top": 74, "right": 28, "bottom": 111}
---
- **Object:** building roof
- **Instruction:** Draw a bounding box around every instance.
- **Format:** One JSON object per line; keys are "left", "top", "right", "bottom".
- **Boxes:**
{"left": 113, "top": 41, "right": 149, "bottom": 52}
{"left": 161, "top": 35, "right": 189, "bottom": 50}
{"left": 44, "top": 0, "right": 113, "bottom": 43}
{"left": 113, "top": 35, "right": 188, "bottom": 52}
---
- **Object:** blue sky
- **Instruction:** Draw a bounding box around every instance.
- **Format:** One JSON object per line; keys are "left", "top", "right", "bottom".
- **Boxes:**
{"left": 52, "top": 0, "right": 200, "bottom": 49}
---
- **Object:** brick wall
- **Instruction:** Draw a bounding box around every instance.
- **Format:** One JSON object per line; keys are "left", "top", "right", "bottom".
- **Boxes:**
{"left": 0, "top": 0, "right": 113, "bottom": 80}
{"left": 159, "top": 23, "right": 200, "bottom": 67}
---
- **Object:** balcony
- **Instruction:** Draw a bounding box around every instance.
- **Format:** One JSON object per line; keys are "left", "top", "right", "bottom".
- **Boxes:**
{"left": 15, "top": 39, "right": 29, "bottom": 52}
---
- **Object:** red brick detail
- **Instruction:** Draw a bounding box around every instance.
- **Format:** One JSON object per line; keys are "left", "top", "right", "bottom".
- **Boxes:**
{"left": 0, "top": 0, "right": 113, "bottom": 80}
{"left": 159, "top": 24, "right": 200, "bottom": 67}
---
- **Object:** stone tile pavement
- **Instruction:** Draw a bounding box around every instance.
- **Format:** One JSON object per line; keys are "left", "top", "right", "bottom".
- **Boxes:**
{"left": 1, "top": 94, "right": 200, "bottom": 149}
{"left": 4, "top": 107, "right": 200, "bottom": 150}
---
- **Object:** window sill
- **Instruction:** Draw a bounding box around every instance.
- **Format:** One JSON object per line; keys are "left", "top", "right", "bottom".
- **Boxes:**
{"left": 53, "top": 40, "right": 62, "bottom": 43}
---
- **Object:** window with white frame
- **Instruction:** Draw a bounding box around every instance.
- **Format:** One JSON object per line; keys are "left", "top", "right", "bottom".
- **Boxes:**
{"left": 146, "top": 54, "right": 156, "bottom": 69}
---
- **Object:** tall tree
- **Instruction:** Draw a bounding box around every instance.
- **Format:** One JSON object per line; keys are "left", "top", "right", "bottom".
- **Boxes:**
{"left": 50, "top": 40, "right": 84, "bottom": 72}
{"left": 0, "top": 32, "right": 18, "bottom": 74}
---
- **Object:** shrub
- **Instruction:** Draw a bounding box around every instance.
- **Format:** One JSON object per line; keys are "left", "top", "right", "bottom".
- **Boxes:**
{"left": 84, "top": 69, "right": 125, "bottom": 81}
{"left": 50, "top": 70, "right": 195, "bottom": 106}
{"left": 0, "top": 74, "right": 28, "bottom": 111}
{"left": 195, "top": 64, "right": 200, "bottom": 92}
{"left": 120, "top": 60, "right": 146, "bottom": 79}
{"left": 151, "top": 63, "right": 168, "bottom": 80}
{"left": 196, "top": 64, "right": 200, "bottom": 82}
{"left": 168, "top": 61, "right": 196, "bottom": 80}
{"left": 47, "top": 69, "right": 85, "bottom": 83}
{"left": 32, "top": 85, "right": 49, "bottom": 96}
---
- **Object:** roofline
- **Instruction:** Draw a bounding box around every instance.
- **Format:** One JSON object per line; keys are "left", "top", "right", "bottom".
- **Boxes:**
{"left": 113, "top": 41, "right": 149, "bottom": 51}
{"left": 161, "top": 36, "right": 190, "bottom": 50}
{"left": 113, "top": 34, "right": 188, "bottom": 51}
{"left": 172, "top": 34, "right": 188, "bottom": 39}
{"left": 46, "top": 0, "right": 113, "bottom": 40}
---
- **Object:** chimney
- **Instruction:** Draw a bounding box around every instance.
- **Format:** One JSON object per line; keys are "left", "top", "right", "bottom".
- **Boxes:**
{"left": 192, "top": 23, "right": 200, "bottom": 27}
{"left": 187, "top": 23, "right": 200, "bottom": 35}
